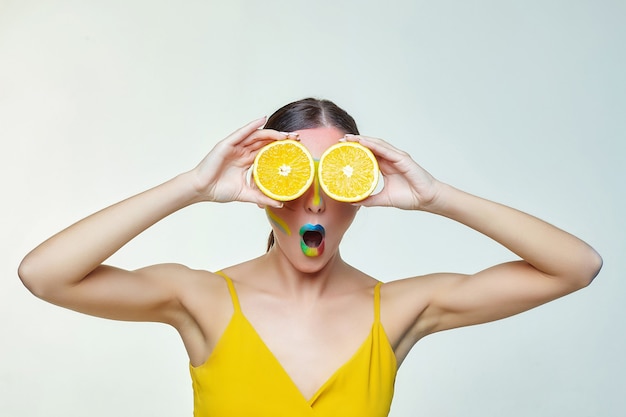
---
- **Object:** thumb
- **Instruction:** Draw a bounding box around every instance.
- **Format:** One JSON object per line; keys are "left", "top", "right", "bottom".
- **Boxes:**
{"left": 352, "top": 195, "right": 379, "bottom": 208}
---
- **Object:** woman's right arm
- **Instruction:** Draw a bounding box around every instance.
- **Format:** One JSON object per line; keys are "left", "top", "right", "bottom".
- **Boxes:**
{"left": 18, "top": 118, "right": 286, "bottom": 324}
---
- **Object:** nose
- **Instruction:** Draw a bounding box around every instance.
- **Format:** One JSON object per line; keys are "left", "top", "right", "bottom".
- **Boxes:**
{"left": 304, "top": 169, "right": 325, "bottom": 213}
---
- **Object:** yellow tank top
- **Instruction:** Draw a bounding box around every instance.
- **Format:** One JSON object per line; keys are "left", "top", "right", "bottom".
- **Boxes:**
{"left": 189, "top": 272, "right": 397, "bottom": 417}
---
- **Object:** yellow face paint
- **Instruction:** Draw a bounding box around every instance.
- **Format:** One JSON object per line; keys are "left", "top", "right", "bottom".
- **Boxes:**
{"left": 312, "top": 160, "right": 322, "bottom": 207}
{"left": 265, "top": 161, "right": 322, "bottom": 238}
{"left": 265, "top": 207, "right": 291, "bottom": 236}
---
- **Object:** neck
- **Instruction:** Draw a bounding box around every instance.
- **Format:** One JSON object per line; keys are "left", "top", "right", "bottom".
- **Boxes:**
{"left": 260, "top": 245, "right": 350, "bottom": 300}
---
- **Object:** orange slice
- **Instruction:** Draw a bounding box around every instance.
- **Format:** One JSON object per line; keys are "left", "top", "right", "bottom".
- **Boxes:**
{"left": 318, "top": 142, "right": 379, "bottom": 202}
{"left": 253, "top": 140, "right": 315, "bottom": 201}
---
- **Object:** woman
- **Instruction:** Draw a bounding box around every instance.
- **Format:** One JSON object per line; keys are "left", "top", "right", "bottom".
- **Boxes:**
{"left": 18, "top": 98, "right": 602, "bottom": 416}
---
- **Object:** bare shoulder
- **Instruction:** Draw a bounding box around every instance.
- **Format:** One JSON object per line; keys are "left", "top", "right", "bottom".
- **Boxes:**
{"left": 151, "top": 263, "right": 233, "bottom": 318}
{"left": 115, "top": 263, "right": 233, "bottom": 334}
{"left": 134, "top": 262, "right": 230, "bottom": 307}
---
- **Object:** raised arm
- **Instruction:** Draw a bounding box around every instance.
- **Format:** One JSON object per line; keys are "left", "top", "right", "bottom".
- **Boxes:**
{"left": 350, "top": 134, "right": 602, "bottom": 339}
{"left": 18, "top": 118, "right": 286, "bottom": 323}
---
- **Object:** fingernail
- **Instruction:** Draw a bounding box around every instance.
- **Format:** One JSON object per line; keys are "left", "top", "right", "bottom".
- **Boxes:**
{"left": 280, "top": 132, "right": 300, "bottom": 141}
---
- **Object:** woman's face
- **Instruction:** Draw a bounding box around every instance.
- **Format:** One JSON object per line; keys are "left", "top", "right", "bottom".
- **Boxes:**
{"left": 264, "top": 126, "right": 359, "bottom": 273}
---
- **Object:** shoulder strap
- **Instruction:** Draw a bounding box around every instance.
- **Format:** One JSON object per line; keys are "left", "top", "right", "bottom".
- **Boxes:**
{"left": 215, "top": 271, "right": 241, "bottom": 312}
{"left": 374, "top": 281, "right": 382, "bottom": 323}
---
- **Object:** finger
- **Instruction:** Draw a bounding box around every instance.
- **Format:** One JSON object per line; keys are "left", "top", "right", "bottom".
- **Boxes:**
{"left": 375, "top": 158, "right": 404, "bottom": 176}
{"left": 240, "top": 129, "right": 298, "bottom": 148}
{"left": 223, "top": 117, "right": 268, "bottom": 146}
{"left": 230, "top": 137, "right": 285, "bottom": 171}
{"left": 237, "top": 133, "right": 284, "bottom": 163}
{"left": 343, "top": 134, "right": 399, "bottom": 150}
{"left": 236, "top": 130, "right": 300, "bottom": 166}
{"left": 344, "top": 134, "right": 408, "bottom": 164}
{"left": 353, "top": 191, "right": 390, "bottom": 208}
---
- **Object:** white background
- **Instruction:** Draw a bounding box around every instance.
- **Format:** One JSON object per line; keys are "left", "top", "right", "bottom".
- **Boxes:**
{"left": 1, "top": 1, "right": 624, "bottom": 416}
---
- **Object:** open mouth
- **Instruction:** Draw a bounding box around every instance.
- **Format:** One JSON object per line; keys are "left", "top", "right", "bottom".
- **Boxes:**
{"left": 299, "top": 224, "right": 325, "bottom": 257}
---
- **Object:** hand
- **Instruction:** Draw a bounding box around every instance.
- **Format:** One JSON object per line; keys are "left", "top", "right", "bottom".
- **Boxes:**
{"left": 345, "top": 135, "right": 442, "bottom": 211}
{"left": 191, "top": 118, "right": 289, "bottom": 207}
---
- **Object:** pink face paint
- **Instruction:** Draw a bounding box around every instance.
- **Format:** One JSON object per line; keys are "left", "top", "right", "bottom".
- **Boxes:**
{"left": 299, "top": 224, "right": 325, "bottom": 257}
{"left": 265, "top": 208, "right": 291, "bottom": 236}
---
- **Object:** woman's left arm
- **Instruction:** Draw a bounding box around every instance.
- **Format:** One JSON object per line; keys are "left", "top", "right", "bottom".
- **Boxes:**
{"left": 350, "top": 134, "right": 603, "bottom": 334}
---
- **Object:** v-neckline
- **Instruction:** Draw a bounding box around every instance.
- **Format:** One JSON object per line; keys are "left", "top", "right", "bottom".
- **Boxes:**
{"left": 237, "top": 310, "right": 376, "bottom": 405}
{"left": 198, "top": 271, "right": 388, "bottom": 406}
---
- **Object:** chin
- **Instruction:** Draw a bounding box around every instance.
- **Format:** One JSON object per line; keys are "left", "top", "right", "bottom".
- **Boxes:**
{"left": 301, "top": 264, "right": 326, "bottom": 275}
{"left": 272, "top": 237, "right": 338, "bottom": 274}
{"left": 294, "top": 250, "right": 339, "bottom": 275}
{"left": 274, "top": 249, "right": 326, "bottom": 275}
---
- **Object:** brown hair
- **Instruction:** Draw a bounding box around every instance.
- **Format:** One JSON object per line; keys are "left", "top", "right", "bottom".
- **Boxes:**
{"left": 263, "top": 98, "right": 360, "bottom": 251}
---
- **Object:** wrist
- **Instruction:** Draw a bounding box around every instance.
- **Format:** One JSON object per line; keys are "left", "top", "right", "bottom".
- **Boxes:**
{"left": 418, "top": 180, "right": 451, "bottom": 214}
{"left": 172, "top": 170, "right": 207, "bottom": 206}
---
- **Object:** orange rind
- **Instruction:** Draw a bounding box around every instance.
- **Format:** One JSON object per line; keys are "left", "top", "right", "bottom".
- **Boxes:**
{"left": 318, "top": 142, "right": 379, "bottom": 203}
{"left": 253, "top": 140, "right": 315, "bottom": 201}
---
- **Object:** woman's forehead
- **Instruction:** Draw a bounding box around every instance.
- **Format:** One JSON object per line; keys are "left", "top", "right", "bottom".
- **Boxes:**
{"left": 294, "top": 127, "right": 346, "bottom": 158}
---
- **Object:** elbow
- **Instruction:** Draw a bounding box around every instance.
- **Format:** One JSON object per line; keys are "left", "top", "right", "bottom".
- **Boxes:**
{"left": 18, "top": 256, "right": 52, "bottom": 300}
{"left": 573, "top": 247, "right": 603, "bottom": 290}
{"left": 587, "top": 249, "right": 603, "bottom": 284}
